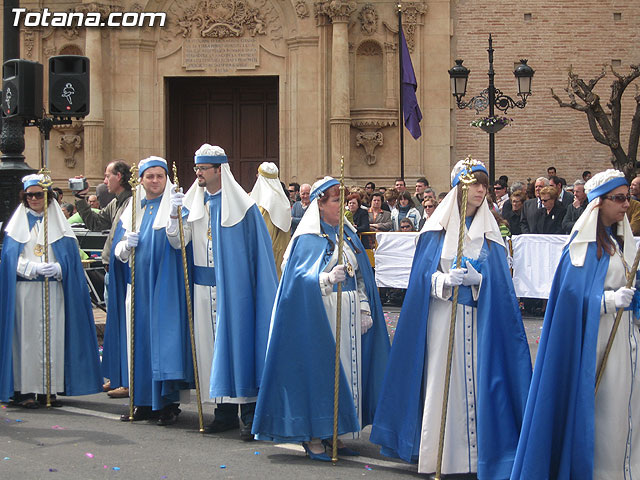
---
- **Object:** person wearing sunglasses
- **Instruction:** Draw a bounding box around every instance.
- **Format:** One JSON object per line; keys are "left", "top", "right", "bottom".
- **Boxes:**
{"left": 531, "top": 186, "right": 567, "bottom": 234}
{"left": 0, "top": 175, "right": 102, "bottom": 409}
{"left": 512, "top": 169, "right": 640, "bottom": 479}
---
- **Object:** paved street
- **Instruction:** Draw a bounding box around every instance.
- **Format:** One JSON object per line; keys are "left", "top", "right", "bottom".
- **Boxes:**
{"left": 0, "top": 310, "right": 544, "bottom": 480}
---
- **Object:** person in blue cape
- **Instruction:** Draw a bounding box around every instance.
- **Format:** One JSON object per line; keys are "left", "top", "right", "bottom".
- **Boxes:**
{"left": 0, "top": 174, "right": 102, "bottom": 408}
{"left": 112, "top": 156, "right": 194, "bottom": 425}
{"left": 369, "top": 159, "right": 532, "bottom": 478}
{"left": 167, "top": 143, "right": 278, "bottom": 440}
{"left": 252, "top": 176, "right": 390, "bottom": 461}
{"left": 511, "top": 169, "right": 640, "bottom": 480}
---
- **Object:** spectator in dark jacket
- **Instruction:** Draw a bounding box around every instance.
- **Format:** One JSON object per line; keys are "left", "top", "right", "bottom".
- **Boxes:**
{"left": 562, "top": 180, "right": 588, "bottom": 233}
{"left": 503, "top": 190, "right": 526, "bottom": 235}
{"left": 532, "top": 186, "right": 566, "bottom": 234}
{"left": 346, "top": 193, "right": 371, "bottom": 248}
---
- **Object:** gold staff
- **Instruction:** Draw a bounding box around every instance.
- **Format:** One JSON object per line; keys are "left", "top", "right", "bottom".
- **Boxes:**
{"left": 128, "top": 163, "right": 140, "bottom": 421}
{"left": 435, "top": 156, "right": 477, "bottom": 480}
{"left": 595, "top": 246, "right": 640, "bottom": 394}
{"left": 38, "top": 168, "right": 54, "bottom": 408}
{"left": 331, "top": 156, "right": 346, "bottom": 463}
{"left": 172, "top": 163, "right": 205, "bottom": 432}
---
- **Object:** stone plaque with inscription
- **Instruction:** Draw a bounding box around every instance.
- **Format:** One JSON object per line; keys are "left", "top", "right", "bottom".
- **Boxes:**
{"left": 182, "top": 37, "right": 259, "bottom": 72}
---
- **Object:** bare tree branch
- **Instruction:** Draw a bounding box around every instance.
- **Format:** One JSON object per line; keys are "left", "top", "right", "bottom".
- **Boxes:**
{"left": 628, "top": 92, "right": 640, "bottom": 169}
{"left": 586, "top": 111, "right": 609, "bottom": 145}
{"left": 550, "top": 87, "right": 587, "bottom": 111}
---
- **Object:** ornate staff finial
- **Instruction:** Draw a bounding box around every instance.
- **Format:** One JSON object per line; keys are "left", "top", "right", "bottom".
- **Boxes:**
{"left": 172, "top": 162, "right": 180, "bottom": 190}
{"left": 459, "top": 155, "right": 478, "bottom": 187}
{"left": 129, "top": 162, "right": 139, "bottom": 189}
{"left": 38, "top": 167, "right": 53, "bottom": 189}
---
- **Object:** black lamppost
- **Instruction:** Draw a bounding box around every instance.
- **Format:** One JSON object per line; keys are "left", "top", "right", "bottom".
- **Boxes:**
{"left": 448, "top": 34, "right": 534, "bottom": 184}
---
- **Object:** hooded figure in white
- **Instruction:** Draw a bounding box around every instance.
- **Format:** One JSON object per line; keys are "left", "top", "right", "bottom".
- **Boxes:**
{"left": 250, "top": 162, "right": 291, "bottom": 278}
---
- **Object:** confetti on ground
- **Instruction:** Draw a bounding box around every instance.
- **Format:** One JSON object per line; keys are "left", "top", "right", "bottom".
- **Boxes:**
{"left": 49, "top": 468, "right": 58, "bottom": 472}
{"left": 1, "top": 405, "right": 6, "bottom": 409}
{"left": 103, "top": 465, "right": 108, "bottom": 469}
{"left": 3, "top": 457, "right": 10, "bottom": 460}
{"left": 364, "top": 465, "right": 372, "bottom": 471}
{"left": 112, "top": 467, "right": 120, "bottom": 471}
{"left": 51, "top": 425, "right": 65, "bottom": 430}
{"left": 220, "top": 465, "right": 226, "bottom": 469}
{"left": 85, "top": 453, "right": 94, "bottom": 458}
{"left": 15, "top": 419, "right": 22, "bottom": 422}
{"left": 254, "top": 451, "right": 260, "bottom": 455}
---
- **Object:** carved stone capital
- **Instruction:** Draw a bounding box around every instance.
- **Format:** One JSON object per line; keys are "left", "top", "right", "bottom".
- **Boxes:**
{"left": 75, "top": 3, "right": 122, "bottom": 18}
{"left": 398, "top": 2, "right": 426, "bottom": 53}
{"left": 319, "top": 0, "right": 356, "bottom": 23}
{"left": 356, "top": 130, "right": 383, "bottom": 165}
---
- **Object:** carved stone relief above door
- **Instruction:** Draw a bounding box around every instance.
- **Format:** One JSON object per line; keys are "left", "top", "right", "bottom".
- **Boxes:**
{"left": 158, "top": 0, "right": 286, "bottom": 66}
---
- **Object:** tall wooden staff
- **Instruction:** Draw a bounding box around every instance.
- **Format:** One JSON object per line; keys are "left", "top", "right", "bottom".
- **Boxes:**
{"left": 38, "top": 168, "right": 54, "bottom": 408}
{"left": 172, "top": 163, "right": 205, "bottom": 432}
{"left": 435, "top": 156, "right": 477, "bottom": 480}
{"left": 331, "top": 156, "right": 346, "bottom": 463}
{"left": 595, "top": 247, "right": 640, "bottom": 394}
{"left": 127, "top": 164, "right": 140, "bottom": 421}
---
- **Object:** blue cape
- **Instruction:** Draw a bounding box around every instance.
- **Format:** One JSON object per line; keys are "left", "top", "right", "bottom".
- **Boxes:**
{"left": 205, "top": 201, "right": 278, "bottom": 399}
{"left": 0, "top": 234, "right": 103, "bottom": 401}
{"left": 102, "top": 200, "right": 194, "bottom": 409}
{"left": 369, "top": 229, "right": 532, "bottom": 479}
{"left": 252, "top": 228, "right": 390, "bottom": 442}
{"left": 510, "top": 240, "right": 608, "bottom": 479}
{"left": 101, "top": 222, "right": 128, "bottom": 386}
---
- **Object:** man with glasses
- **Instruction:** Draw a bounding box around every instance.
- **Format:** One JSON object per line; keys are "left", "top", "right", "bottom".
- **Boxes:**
{"left": 167, "top": 144, "right": 278, "bottom": 441}
{"left": 493, "top": 180, "right": 509, "bottom": 212}
{"left": 287, "top": 182, "right": 300, "bottom": 204}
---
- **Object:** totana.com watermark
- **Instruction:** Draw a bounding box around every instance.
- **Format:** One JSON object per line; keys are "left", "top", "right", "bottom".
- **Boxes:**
{"left": 12, "top": 8, "right": 166, "bottom": 28}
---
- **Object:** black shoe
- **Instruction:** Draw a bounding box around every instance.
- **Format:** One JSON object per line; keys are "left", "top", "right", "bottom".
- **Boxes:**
{"left": 240, "top": 422, "right": 254, "bottom": 441}
{"left": 157, "top": 405, "right": 181, "bottom": 426}
{"left": 204, "top": 418, "right": 239, "bottom": 433}
{"left": 120, "top": 406, "right": 157, "bottom": 422}
{"left": 37, "top": 394, "right": 62, "bottom": 407}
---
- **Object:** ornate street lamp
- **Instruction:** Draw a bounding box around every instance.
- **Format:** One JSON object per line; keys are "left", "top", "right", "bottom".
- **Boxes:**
{"left": 448, "top": 34, "right": 535, "bottom": 184}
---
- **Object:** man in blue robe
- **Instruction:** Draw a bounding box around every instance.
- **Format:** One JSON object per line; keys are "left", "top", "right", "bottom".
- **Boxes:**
{"left": 167, "top": 143, "right": 278, "bottom": 440}
{"left": 112, "top": 157, "right": 193, "bottom": 425}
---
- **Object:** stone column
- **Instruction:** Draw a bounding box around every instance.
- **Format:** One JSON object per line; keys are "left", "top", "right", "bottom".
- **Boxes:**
{"left": 323, "top": 0, "right": 355, "bottom": 177}
{"left": 77, "top": 2, "right": 111, "bottom": 184}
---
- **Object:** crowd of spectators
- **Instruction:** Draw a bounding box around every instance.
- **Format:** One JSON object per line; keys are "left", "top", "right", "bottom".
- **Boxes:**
{"left": 285, "top": 165, "right": 640, "bottom": 246}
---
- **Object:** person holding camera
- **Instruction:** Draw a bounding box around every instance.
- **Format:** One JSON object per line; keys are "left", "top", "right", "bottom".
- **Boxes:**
{"left": 74, "top": 160, "right": 133, "bottom": 398}
{"left": 73, "top": 160, "right": 133, "bottom": 267}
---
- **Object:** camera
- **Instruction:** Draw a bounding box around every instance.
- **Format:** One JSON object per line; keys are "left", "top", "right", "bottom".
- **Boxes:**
{"left": 69, "top": 177, "right": 88, "bottom": 192}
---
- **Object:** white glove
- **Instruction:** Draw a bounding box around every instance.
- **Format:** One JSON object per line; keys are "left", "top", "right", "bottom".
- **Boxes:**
{"left": 41, "top": 262, "right": 61, "bottom": 278}
{"left": 614, "top": 286, "right": 636, "bottom": 309}
{"left": 462, "top": 261, "right": 482, "bottom": 287}
{"left": 124, "top": 231, "right": 139, "bottom": 250}
{"left": 170, "top": 188, "right": 184, "bottom": 217}
{"left": 361, "top": 312, "right": 373, "bottom": 334}
{"left": 442, "top": 268, "right": 465, "bottom": 287}
{"left": 34, "top": 262, "right": 48, "bottom": 276}
{"left": 328, "top": 265, "right": 347, "bottom": 285}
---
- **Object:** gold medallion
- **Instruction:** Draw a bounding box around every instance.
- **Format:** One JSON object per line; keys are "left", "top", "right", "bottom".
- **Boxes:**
{"left": 346, "top": 261, "right": 355, "bottom": 277}
{"left": 34, "top": 244, "right": 44, "bottom": 257}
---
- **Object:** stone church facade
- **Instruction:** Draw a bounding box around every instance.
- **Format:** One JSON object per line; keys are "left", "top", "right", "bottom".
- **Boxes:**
{"left": 7, "top": 0, "right": 640, "bottom": 193}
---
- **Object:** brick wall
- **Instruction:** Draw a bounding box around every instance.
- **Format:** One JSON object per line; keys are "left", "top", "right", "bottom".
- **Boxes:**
{"left": 452, "top": 0, "right": 640, "bottom": 186}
